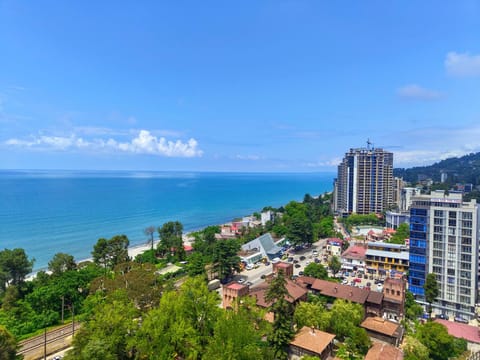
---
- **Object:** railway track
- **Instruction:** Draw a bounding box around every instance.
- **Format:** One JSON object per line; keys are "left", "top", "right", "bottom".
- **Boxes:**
{"left": 18, "top": 322, "right": 80, "bottom": 358}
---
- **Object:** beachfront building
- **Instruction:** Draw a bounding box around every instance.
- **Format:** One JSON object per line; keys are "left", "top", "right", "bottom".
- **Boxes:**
{"left": 365, "top": 242, "right": 409, "bottom": 277}
{"left": 334, "top": 142, "right": 394, "bottom": 216}
{"left": 239, "top": 233, "right": 283, "bottom": 265}
{"left": 409, "top": 191, "right": 479, "bottom": 320}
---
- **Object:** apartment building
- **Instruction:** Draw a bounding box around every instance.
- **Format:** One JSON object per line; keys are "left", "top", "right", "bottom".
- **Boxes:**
{"left": 334, "top": 143, "right": 394, "bottom": 215}
{"left": 365, "top": 242, "right": 409, "bottom": 276}
{"left": 409, "top": 191, "right": 479, "bottom": 320}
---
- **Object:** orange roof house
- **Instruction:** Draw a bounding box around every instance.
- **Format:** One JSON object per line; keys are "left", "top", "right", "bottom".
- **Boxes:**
{"left": 289, "top": 326, "right": 336, "bottom": 360}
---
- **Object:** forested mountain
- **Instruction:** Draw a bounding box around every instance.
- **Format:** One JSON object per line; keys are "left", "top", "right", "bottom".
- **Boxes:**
{"left": 394, "top": 152, "right": 480, "bottom": 186}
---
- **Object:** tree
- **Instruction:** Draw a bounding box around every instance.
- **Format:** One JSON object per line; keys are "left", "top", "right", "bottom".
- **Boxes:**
{"left": 265, "top": 270, "right": 294, "bottom": 360}
{"left": 0, "top": 325, "right": 18, "bottom": 360}
{"left": 284, "top": 202, "right": 314, "bottom": 245}
{"left": 0, "top": 248, "right": 34, "bottom": 291}
{"left": 405, "top": 291, "right": 423, "bottom": 320}
{"left": 415, "top": 321, "right": 467, "bottom": 360}
{"left": 303, "top": 263, "right": 328, "bottom": 279}
{"left": 403, "top": 335, "right": 430, "bottom": 360}
{"left": 157, "top": 221, "right": 184, "bottom": 259}
{"left": 48, "top": 252, "right": 76, "bottom": 276}
{"left": 293, "top": 302, "right": 328, "bottom": 330}
{"left": 144, "top": 226, "right": 156, "bottom": 252}
{"left": 424, "top": 273, "right": 439, "bottom": 317}
{"left": 388, "top": 223, "right": 409, "bottom": 244}
{"left": 66, "top": 291, "right": 138, "bottom": 360}
{"left": 328, "top": 255, "right": 342, "bottom": 277}
{"left": 212, "top": 239, "right": 241, "bottom": 280}
{"left": 92, "top": 235, "right": 130, "bottom": 271}
{"left": 131, "top": 277, "right": 220, "bottom": 359}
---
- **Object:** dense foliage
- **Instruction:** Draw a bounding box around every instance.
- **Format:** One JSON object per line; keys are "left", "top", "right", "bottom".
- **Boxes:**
{"left": 394, "top": 151, "right": 480, "bottom": 186}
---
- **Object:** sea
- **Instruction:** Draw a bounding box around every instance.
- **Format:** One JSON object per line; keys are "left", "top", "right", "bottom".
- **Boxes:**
{"left": 0, "top": 170, "right": 334, "bottom": 271}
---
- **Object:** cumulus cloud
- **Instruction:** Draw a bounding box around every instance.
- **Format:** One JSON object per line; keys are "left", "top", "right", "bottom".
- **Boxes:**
{"left": 397, "top": 84, "right": 442, "bottom": 100}
{"left": 445, "top": 52, "right": 480, "bottom": 77}
{"left": 4, "top": 130, "right": 203, "bottom": 158}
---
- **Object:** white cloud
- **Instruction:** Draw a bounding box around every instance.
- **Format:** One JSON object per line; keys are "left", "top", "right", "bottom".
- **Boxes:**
{"left": 391, "top": 124, "right": 480, "bottom": 167}
{"left": 304, "top": 157, "right": 342, "bottom": 168}
{"left": 397, "top": 84, "right": 442, "bottom": 100}
{"left": 235, "top": 154, "right": 263, "bottom": 161}
{"left": 445, "top": 52, "right": 480, "bottom": 77}
{"left": 4, "top": 130, "right": 203, "bottom": 158}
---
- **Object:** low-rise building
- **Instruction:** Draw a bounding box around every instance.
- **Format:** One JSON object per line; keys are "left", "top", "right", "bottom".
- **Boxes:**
{"left": 222, "top": 282, "right": 249, "bottom": 309}
{"left": 365, "top": 242, "right": 409, "bottom": 276}
{"left": 240, "top": 233, "right": 283, "bottom": 264}
{"left": 360, "top": 317, "right": 404, "bottom": 346}
{"left": 326, "top": 238, "right": 344, "bottom": 257}
{"left": 386, "top": 211, "right": 410, "bottom": 230}
{"left": 250, "top": 278, "right": 308, "bottom": 309}
{"left": 289, "top": 326, "right": 335, "bottom": 360}
{"left": 382, "top": 278, "right": 406, "bottom": 321}
{"left": 365, "top": 342, "right": 403, "bottom": 360}
{"left": 341, "top": 244, "right": 366, "bottom": 272}
{"left": 434, "top": 319, "right": 480, "bottom": 352}
{"left": 273, "top": 262, "right": 294, "bottom": 278}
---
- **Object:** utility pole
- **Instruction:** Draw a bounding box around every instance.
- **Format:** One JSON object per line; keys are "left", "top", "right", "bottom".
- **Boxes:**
{"left": 72, "top": 303, "right": 75, "bottom": 335}
{"left": 44, "top": 326, "right": 47, "bottom": 360}
{"left": 61, "top": 295, "right": 64, "bottom": 323}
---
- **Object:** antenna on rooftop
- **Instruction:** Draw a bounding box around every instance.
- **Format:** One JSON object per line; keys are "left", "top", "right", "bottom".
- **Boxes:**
{"left": 367, "top": 139, "right": 374, "bottom": 150}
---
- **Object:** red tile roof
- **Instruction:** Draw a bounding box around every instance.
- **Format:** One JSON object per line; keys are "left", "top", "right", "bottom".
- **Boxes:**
{"left": 434, "top": 319, "right": 480, "bottom": 344}
{"left": 365, "top": 342, "right": 403, "bottom": 360}
{"left": 312, "top": 279, "right": 370, "bottom": 304}
{"left": 226, "top": 283, "right": 247, "bottom": 291}
{"left": 290, "top": 326, "right": 335, "bottom": 355}
{"left": 250, "top": 278, "right": 307, "bottom": 308}
{"left": 342, "top": 245, "right": 367, "bottom": 260}
{"left": 366, "top": 291, "right": 384, "bottom": 305}
{"left": 361, "top": 317, "right": 401, "bottom": 337}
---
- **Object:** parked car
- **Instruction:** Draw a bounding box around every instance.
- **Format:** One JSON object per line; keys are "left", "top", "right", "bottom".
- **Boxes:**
{"left": 295, "top": 264, "right": 301, "bottom": 268}
{"left": 314, "top": 258, "right": 320, "bottom": 263}
{"left": 342, "top": 279, "right": 348, "bottom": 285}
{"left": 435, "top": 314, "right": 449, "bottom": 320}
{"left": 246, "top": 264, "right": 254, "bottom": 270}
{"left": 454, "top": 316, "right": 469, "bottom": 324}
{"left": 299, "top": 271, "right": 304, "bottom": 276}
{"left": 299, "top": 256, "right": 306, "bottom": 261}
{"left": 288, "top": 257, "right": 294, "bottom": 262}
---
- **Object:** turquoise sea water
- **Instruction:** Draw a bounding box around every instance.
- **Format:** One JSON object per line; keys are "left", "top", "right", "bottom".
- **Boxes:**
{"left": 0, "top": 170, "right": 334, "bottom": 271}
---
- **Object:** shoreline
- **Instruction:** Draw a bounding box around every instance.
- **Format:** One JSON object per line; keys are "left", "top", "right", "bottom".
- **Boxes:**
{"left": 26, "top": 230, "right": 199, "bottom": 280}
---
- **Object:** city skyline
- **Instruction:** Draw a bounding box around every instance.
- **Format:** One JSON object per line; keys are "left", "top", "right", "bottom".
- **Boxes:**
{"left": 1, "top": 1, "right": 480, "bottom": 172}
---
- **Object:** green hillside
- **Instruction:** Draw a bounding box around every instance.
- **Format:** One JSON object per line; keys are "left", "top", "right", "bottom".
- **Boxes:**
{"left": 394, "top": 152, "right": 480, "bottom": 186}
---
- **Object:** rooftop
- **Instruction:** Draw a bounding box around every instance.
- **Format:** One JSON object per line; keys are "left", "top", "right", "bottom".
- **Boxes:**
{"left": 365, "top": 342, "right": 403, "bottom": 360}
{"left": 250, "top": 278, "right": 307, "bottom": 308}
{"left": 361, "top": 317, "right": 402, "bottom": 337}
{"left": 226, "top": 282, "right": 247, "bottom": 291}
{"left": 434, "top": 319, "right": 480, "bottom": 344}
{"left": 366, "top": 291, "right": 384, "bottom": 305}
{"left": 311, "top": 279, "right": 370, "bottom": 304}
{"left": 342, "top": 245, "right": 367, "bottom": 260}
{"left": 290, "top": 326, "right": 335, "bottom": 355}
{"left": 366, "top": 248, "right": 409, "bottom": 261}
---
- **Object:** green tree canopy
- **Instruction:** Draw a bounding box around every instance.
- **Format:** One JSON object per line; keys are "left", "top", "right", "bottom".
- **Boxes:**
{"left": 388, "top": 223, "right": 410, "bottom": 244}
{"left": 92, "top": 235, "right": 130, "bottom": 271}
{"left": 328, "top": 255, "right": 342, "bottom": 277}
{"left": 265, "top": 270, "right": 294, "bottom": 360}
{"left": 415, "top": 322, "right": 467, "bottom": 360}
{"left": 0, "top": 325, "right": 18, "bottom": 360}
{"left": 303, "top": 263, "right": 328, "bottom": 280}
{"left": 0, "top": 248, "right": 34, "bottom": 291}
{"left": 212, "top": 239, "right": 241, "bottom": 280}
{"left": 48, "top": 252, "right": 77, "bottom": 276}
{"left": 157, "top": 221, "right": 185, "bottom": 260}
{"left": 424, "top": 273, "right": 439, "bottom": 316}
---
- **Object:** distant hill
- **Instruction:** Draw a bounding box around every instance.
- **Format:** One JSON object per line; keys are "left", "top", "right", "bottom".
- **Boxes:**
{"left": 394, "top": 152, "right": 480, "bottom": 186}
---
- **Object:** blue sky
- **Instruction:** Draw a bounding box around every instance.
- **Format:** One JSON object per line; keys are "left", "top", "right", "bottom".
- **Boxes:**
{"left": 1, "top": 1, "right": 479, "bottom": 172}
